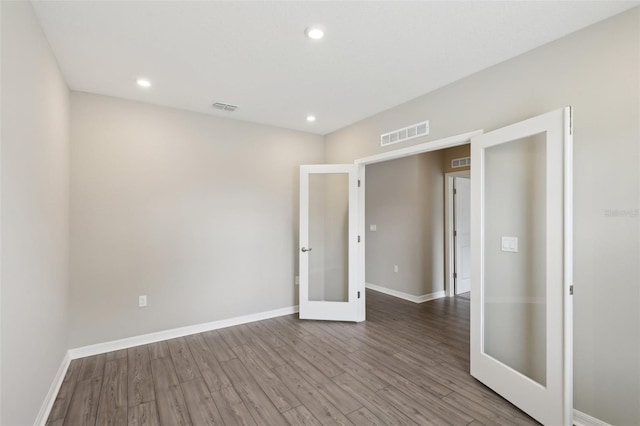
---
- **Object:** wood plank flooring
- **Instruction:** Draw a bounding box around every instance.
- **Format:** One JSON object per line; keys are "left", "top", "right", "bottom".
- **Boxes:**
{"left": 47, "top": 290, "right": 539, "bottom": 425}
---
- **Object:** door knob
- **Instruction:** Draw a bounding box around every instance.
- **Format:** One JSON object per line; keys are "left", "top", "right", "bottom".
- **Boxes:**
{"left": 301, "top": 247, "right": 312, "bottom": 252}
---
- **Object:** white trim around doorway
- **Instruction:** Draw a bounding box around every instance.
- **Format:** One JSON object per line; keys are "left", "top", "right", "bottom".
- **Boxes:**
{"left": 354, "top": 129, "right": 483, "bottom": 318}
{"left": 445, "top": 170, "right": 471, "bottom": 297}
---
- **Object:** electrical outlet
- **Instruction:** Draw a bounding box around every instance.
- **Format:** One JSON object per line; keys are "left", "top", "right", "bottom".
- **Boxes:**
{"left": 295, "top": 276, "right": 299, "bottom": 286}
{"left": 138, "top": 295, "right": 147, "bottom": 307}
{"left": 394, "top": 265, "right": 398, "bottom": 273}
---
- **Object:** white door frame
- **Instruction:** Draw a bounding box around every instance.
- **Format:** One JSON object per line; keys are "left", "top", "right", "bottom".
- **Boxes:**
{"left": 353, "top": 130, "right": 483, "bottom": 319}
{"left": 444, "top": 170, "right": 471, "bottom": 297}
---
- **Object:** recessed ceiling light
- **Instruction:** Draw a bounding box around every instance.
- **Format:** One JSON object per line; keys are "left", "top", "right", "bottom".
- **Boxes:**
{"left": 305, "top": 25, "right": 325, "bottom": 40}
{"left": 136, "top": 78, "right": 151, "bottom": 88}
{"left": 306, "top": 115, "right": 316, "bottom": 122}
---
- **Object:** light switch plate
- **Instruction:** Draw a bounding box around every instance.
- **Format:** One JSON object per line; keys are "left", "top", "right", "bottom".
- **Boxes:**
{"left": 369, "top": 224, "right": 377, "bottom": 232}
{"left": 501, "top": 236, "right": 518, "bottom": 252}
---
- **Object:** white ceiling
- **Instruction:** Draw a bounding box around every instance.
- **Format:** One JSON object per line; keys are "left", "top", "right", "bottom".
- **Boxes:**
{"left": 32, "top": 1, "right": 637, "bottom": 135}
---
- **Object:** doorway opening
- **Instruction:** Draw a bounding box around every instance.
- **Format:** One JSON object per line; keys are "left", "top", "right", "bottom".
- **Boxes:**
{"left": 354, "top": 131, "right": 481, "bottom": 311}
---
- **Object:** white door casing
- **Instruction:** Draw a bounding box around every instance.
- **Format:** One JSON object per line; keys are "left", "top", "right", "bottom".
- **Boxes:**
{"left": 470, "top": 107, "right": 573, "bottom": 425}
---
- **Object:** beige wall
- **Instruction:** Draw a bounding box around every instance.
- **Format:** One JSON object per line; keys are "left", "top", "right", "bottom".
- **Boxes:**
{"left": 365, "top": 151, "right": 444, "bottom": 297}
{"left": 326, "top": 8, "right": 640, "bottom": 425}
{"left": 69, "top": 92, "right": 324, "bottom": 347}
{"left": 1, "top": 2, "right": 70, "bottom": 424}
{"left": 443, "top": 144, "right": 471, "bottom": 174}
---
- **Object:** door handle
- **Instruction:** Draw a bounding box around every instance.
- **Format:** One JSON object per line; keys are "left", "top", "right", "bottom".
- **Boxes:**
{"left": 301, "top": 247, "right": 312, "bottom": 252}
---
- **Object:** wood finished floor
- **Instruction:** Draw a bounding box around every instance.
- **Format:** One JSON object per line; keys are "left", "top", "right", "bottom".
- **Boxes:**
{"left": 47, "top": 290, "right": 539, "bottom": 426}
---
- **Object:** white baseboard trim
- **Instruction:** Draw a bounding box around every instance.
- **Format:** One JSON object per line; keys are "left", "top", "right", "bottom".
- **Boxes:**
{"left": 69, "top": 305, "right": 299, "bottom": 359}
{"left": 34, "top": 350, "right": 71, "bottom": 426}
{"left": 573, "top": 409, "right": 611, "bottom": 426}
{"left": 366, "top": 283, "right": 445, "bottom": 304}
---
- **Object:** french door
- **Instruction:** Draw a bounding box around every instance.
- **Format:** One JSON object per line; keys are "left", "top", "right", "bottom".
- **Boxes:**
{"left": 470, "top": 108, "right": 573, "bottom": 425}
{"left": 298, "top": 164, "right": 361, "bottom": 321}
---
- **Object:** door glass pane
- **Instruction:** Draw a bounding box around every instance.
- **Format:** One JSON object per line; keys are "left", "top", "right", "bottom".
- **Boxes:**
{"left": 308, "top": 173, "right": 349, "bottom": 302}
{"left": 483, "top": 132, "right": 547, "bottom": 386}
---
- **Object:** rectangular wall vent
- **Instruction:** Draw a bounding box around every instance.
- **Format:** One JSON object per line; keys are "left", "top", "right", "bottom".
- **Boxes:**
{"left": 212, "top": 102, "right": 239, "bottom": 112}
{"left": 451, "top": 156, "right": 471, "bottom": 168}
{"left": 381, "top": 120, "right": 429, "bottom": 147}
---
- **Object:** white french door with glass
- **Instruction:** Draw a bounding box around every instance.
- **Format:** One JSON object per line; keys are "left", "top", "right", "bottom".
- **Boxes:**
{"left": 470, "top": 107, "right": 573, "bottom": 425}
{"left": 299, "top": 164, "right": 362, "bottom": 321}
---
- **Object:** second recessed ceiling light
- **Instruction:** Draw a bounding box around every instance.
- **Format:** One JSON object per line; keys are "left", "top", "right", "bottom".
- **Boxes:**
{"left": 136, "top": 78, "right": 151, "bottom": 88}
{"left": 305, "top": 25, "right": 325, "bottom": 40}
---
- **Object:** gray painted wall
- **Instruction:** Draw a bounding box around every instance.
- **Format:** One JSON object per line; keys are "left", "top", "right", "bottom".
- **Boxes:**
{"left": 325, "top": 8, "right": 640, "bottom": 425}
{"left": 69, "top": 92, "right": 324, "bottom": 347}
{"left": 365, "top": 151, "right": 444, "bottom": 297}
{"left": 1, "top": 2, "right": 70, "bottom": 424}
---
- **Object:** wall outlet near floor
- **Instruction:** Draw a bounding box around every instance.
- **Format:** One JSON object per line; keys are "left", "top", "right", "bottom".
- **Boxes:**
{"left": 138, "top": 295, "right": 147, "bottom": 307}
{"left": 394, "top": 265, "right": 398, "bottom": 273}
{"left": 369, "top": 224, "right": 377, "bottom": 232}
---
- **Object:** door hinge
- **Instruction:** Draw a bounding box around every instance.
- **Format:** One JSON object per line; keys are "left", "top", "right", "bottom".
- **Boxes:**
{"left": 453, "top": 272, "right": 457, "bottom": 280}
{"left": 358, "top": 179, "right": 361, "bottom": 188}
{"left": 453, "top": 230, "right": 457, "bottom": 237}
{"left": 569, "top": 285, "right": 574, "bottom": 295}
{"left": 357, "top": 291, "right": 361, "bottom": 299}
{"left": 569, "top": 108, "right": 573, "bottom": 135}
{"left": 453, "top": 188, "right": 457, "bottom": 195}
{"left": 357, "top": 235, "right": 361, "bottom": 243}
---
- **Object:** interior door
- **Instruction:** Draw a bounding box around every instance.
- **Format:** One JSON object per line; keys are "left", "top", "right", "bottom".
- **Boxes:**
{"left": 454, "top": 176, "right": 471, "bottom": 294}
{"left": 470, "top": 107, "right": 573, "bottom": 425}
{"left": 299, "top": 164, "right": 361, "bottom": 321}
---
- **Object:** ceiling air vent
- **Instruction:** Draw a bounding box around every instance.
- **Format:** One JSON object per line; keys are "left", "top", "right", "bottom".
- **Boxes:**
{"left": 381, "top": 120, "right": 429, "bottom": 147}
{"left": 212, "top": 102, "right": 239, "bottom": 112}
{"left": 451, "top": 156, "right": 471, "bottom": 168}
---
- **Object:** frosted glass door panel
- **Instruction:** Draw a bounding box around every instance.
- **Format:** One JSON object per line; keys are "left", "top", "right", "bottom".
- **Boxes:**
{"left": 308, "top": 173, "right": 349, "bottom": 303}
{"left": 483, "top": 132, "right": 547, "bottom": 386}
